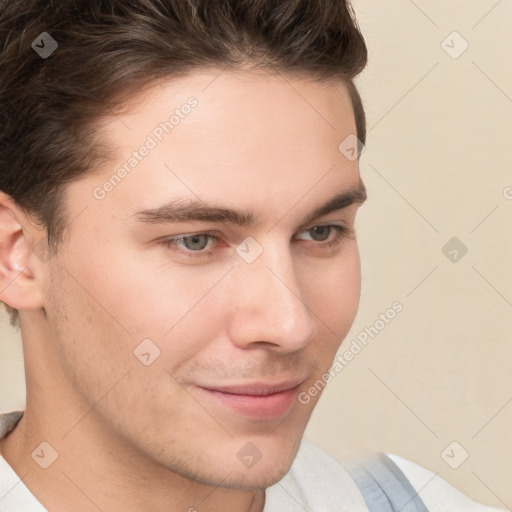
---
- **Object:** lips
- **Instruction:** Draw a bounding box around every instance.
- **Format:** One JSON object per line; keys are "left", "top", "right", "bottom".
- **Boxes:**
{"left": 196, "top": 378, "right": 306, "bottom": 419}
{"left": 202, "top": 379, "right": 306, "bottom": 396}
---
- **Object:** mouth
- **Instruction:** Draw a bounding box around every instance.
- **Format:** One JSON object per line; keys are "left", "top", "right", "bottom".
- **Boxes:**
{"left": 195, "top": 378, "right": 307, "bottom": 420}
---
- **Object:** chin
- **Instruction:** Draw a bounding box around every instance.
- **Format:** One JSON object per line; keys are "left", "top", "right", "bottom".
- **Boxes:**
{"left": 215, "top": 457, "right": 295, "bottom": 491}
{"left": 162, "top": 436, "right": 301, "bottom": 492}
{"left": 224, "top": 434, "right": 302, "bottom": 490}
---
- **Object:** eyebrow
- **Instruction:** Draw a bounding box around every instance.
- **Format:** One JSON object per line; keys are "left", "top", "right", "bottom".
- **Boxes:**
{"left": 132, "top": 179, "right": 367, "bottom": 227}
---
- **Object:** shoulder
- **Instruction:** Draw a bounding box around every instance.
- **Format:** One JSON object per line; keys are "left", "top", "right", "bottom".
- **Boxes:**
{"left": 0, "top": 411, "right": 47, "bottom": 511}
{"left": 387, "top": 452, "right": 507, "bottom": 512}
{"left": 0, "top": 411, "right": 23, "bottom": 441}
{"left": 264, "top": 437, "right": 369, "bottom": 511}
{"left": 0, "top": 454, "right": 47, "bottom": 511}
{"left": 266, "top": 438, "right": 506, "bottom": 512}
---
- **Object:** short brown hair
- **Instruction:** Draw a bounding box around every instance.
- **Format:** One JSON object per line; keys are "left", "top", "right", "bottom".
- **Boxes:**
{"left": 0, "top": 0, "right": 367, "bottom": 328}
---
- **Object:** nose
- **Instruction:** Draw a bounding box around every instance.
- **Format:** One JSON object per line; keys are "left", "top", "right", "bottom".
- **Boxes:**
{"left": 226, "top": 241, "right": 318, "bottom": 353}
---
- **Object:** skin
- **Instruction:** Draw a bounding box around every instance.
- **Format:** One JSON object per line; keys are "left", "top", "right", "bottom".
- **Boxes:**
{"left": 0, "top": 68, "right": 365, "bottom": 512}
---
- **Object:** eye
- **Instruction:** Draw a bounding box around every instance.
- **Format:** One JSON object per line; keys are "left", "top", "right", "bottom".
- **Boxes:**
{"left": 299, "top": 225, "right": 334, "bottom": 242}
{"left": 295, "top": 224, "right": 353, "bottom": 248}
{"left": 176, "top": 234, "right": 212, "bottom": 251}
{"left": 160, "top": 232, "right": 220, "bottom": 258}
{"left": 159, "top": 224, "right": 354, "bottom": 260}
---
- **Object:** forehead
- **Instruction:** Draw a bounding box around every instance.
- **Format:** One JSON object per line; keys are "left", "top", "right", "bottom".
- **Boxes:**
{"left": 104, "top": 67, "right": 357, "bottom": 155}
{"left": 76, "top": 68, "right": 361, "bottom": 226}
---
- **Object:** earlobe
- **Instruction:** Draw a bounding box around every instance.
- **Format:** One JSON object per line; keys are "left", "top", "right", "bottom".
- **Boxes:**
{"left": 0, "top": 193, "right": 45, "bottom": 312}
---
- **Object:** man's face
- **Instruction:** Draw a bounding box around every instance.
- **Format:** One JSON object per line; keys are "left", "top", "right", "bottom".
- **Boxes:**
{"left": 42, "top": 69, "right": 364, "bottom": 489}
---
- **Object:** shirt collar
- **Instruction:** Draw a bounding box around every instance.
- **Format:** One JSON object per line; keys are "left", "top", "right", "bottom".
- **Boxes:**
{"left": 0, "top": 411, "right": 23, "bottom": 442}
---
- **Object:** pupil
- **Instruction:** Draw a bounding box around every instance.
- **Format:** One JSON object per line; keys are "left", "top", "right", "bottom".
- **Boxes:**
{"left": 311, "top": 226, "right": 330, "bottom": 241}
{"left": 185, "top": 235, "right": 209, "bottom": 251}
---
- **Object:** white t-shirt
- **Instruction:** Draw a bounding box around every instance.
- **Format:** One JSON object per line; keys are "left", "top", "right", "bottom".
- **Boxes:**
{"left": 0, "top": 413, "right": 505, "bottom": 512}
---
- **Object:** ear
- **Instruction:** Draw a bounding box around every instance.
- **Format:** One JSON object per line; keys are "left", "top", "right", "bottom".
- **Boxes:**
{"left": 0, "top": 191, "right": 46, "bottom": 312}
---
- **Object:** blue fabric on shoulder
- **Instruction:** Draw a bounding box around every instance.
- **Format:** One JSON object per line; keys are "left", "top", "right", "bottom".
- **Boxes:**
{"left": 346, "top": 452, "right": 429, "bottom": 512}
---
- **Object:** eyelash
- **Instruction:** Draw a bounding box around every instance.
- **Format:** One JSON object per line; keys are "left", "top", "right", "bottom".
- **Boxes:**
{"left": 160, "top": 225, "right": 354, "bottom": 259}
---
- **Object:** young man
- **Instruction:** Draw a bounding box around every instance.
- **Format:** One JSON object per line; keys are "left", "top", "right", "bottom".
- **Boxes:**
{"left": 0, "top": 1, "right": 505, "bottom": 511}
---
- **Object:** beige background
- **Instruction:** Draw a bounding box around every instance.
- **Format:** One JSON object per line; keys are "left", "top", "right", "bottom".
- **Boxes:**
{"left": 1, "top": 0, "right": 511, "bottom": 507}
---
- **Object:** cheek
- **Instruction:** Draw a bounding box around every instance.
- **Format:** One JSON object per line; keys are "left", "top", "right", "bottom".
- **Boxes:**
{"left": 300, "top": 246, "right": 361, "bottom": 360}
{"left": 64, "top": 237, "right": 229, "bottom": 340}
{"left": 332, "top": 248, "right": 361, "bottom": 320}
{"left": 303, "top": 245, "right": 361, "bottom": 322}
{"left": 43, "top": 258, "right": 132, "bottom": 412}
